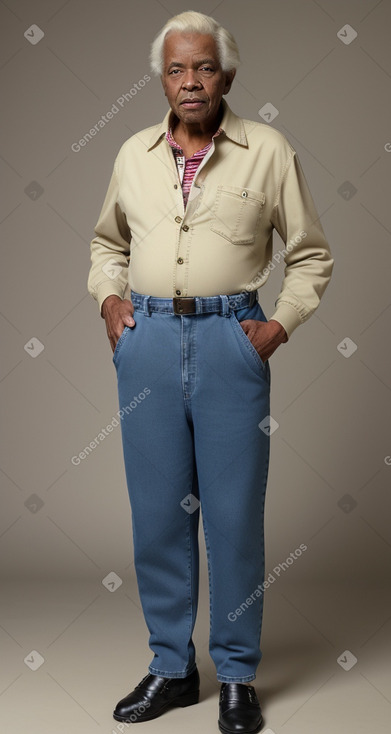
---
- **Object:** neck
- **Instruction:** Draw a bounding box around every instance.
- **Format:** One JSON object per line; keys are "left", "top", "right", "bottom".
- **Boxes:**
{"left": 171, "top": 101, "right": 223, "bottom": 143}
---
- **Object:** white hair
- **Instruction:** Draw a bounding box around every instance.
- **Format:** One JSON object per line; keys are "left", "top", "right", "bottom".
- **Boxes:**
{"left": 150, "top": 10, "right": 240, "bottom": 76}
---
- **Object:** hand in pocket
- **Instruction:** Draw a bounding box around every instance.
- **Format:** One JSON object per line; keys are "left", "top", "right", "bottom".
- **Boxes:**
{"left": 240, "top": 319, "right": 287, "bottom": 361}
{"left": 101, "top": 295, "right": 135, "bottom": 353}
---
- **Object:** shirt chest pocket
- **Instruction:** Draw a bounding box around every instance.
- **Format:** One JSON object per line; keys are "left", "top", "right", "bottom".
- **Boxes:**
{"left": 210, "top": 186, "right": 266, "bottom": 245}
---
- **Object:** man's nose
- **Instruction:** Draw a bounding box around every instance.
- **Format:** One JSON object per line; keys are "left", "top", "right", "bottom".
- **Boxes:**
{"left": 182, "top": 70, "right": 202, "bottom": 89}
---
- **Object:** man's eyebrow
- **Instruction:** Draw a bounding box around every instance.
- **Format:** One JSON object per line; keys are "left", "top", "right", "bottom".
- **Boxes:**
{"left": 167, "top": 58, "right": 217, "bottom": 69}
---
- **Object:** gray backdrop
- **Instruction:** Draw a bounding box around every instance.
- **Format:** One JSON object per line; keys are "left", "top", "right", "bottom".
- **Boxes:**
{"left": 1, "top": 1, "right": 390, "bottom": 733}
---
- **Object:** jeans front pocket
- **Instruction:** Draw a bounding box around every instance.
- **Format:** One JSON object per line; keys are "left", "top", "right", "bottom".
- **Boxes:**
{"left": 112, "top": 325, "right": 131, "bottom": 365}
{"left": 229, "top": 304, "right": 270, "bottom": 382}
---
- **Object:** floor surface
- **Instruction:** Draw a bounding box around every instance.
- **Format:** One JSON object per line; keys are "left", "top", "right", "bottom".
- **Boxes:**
{"left": 1, "top": 575, "right": 390, "bottom": 734}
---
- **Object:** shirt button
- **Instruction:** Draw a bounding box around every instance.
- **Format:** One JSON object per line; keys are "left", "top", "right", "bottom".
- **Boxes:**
{"left": 174, "top": 184, "right": 178, "bottom": 189}
{"left": 175, "top": 289, "right": 181, "bottom": 296}
{"left": 177, "top": 257, "right": 184, "bottom": 264}
{"left": 175, "top": 215, "right": 182, "bottom": 223}
{"left": 241, "top": 190, "right": 248, "bottom": 198}
{"left": 182, "top": 224, "right": 189, "bottom": 232}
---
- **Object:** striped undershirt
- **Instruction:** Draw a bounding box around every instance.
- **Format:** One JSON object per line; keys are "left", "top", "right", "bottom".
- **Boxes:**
{"left": 166, "top": 126, "right": 223, "bottom": 207}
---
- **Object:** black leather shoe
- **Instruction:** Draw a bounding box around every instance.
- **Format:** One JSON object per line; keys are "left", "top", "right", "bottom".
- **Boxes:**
{"left": 113, "top": 667, "right": 200, "bottom": 722}
{"left": 218, "top": 683, "right": 263, "bottom": 733}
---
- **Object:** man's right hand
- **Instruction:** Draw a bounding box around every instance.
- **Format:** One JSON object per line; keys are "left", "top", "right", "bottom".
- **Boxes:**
{"left": 101, "top": 295, "right": 135, "bottom": 353}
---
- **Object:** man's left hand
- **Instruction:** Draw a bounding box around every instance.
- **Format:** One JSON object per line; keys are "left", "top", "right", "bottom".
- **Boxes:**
{"left": 240, "top": 319, "right": 288, "bottom": 362}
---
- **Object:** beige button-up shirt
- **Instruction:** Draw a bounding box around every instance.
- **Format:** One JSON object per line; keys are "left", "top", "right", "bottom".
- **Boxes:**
{"left": 88, "top": 99, "right": 334, "bottom": 337}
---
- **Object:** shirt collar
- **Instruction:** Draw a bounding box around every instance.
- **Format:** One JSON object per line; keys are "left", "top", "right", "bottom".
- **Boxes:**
{"left": 165, "top": 125, "right": 223, "bottom": 153}
{"left": 147, "top": 98, "right": 248, "bottom": 151}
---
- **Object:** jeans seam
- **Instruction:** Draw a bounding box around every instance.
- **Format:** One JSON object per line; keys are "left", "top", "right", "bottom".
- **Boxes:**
{"left": 255, "top": 442, "right": 270, "bottom": 660}
{"left": 185, "top": 509, "right": 196, "bottom": 664}
{"left": 201, "top": 511, "right": 214, "bottom": 649}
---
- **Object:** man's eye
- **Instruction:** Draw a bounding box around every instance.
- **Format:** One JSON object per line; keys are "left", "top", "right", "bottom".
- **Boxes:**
{"left": 200, "top": 66, "right": 213, "bottom": 72}
{"left": 169, "top": 69, "right": 181, "bottom": 74}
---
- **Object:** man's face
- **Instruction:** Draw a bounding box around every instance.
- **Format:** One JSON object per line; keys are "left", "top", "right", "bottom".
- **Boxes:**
{"left": 161, "top": 32, "right": 235, "bottom": 128}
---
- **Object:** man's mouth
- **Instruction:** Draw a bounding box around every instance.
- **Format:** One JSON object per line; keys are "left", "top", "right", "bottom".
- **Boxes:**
{"left": 180, "top": 99, "right": 206, "bottom": 108}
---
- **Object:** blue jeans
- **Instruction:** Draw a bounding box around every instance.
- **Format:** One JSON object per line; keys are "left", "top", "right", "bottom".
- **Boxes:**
{"left": 113, "top": 290, "right": 271, "bottom": 683}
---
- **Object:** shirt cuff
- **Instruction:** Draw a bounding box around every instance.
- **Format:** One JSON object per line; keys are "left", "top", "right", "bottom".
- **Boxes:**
{"left": 96, "top": 282, "right": 125, "bottom": 316}
{"left": 269, "top": 302, "right": 305, "bottom": 339}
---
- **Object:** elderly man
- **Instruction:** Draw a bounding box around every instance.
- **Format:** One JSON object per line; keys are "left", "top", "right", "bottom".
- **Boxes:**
{"left": 88, "top": 10, "right": 333, "bottom": 734}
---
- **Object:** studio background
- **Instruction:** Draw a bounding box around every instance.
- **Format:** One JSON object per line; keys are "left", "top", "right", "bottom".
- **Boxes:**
{"left": 1, "top": 1, "right": 390, "bottom": 732}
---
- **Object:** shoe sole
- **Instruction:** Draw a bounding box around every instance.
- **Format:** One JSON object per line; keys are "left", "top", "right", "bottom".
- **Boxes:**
{"left": 113, "top": 689, "right": 200, "bottom": 722}
{"left": 218, "top": 715, "right": 264, "bottom": 734}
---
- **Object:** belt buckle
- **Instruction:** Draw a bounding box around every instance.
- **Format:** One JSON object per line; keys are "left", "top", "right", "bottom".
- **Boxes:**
{"left": 173, "top": 296, "right": 197, "bottom": 315}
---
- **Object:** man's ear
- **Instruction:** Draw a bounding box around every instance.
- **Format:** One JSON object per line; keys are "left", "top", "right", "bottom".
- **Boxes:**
{"left": 224, "top": 69, "right": 236, "bottom": 95}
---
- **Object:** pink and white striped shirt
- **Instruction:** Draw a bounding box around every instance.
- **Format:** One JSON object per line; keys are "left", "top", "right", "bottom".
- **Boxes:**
{"left": 166, "top": 126, "right": 223, "bottom": 207}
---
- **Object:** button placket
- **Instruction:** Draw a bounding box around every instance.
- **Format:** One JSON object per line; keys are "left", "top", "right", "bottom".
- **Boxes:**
{"left": 174, "top": 203, "right": 192, "bottom": 296}
{"left": 172, "top": 138, "right": 215, "bottom": 298}
{"left": 174, "top": 225, "right": 189, "bottom": 295}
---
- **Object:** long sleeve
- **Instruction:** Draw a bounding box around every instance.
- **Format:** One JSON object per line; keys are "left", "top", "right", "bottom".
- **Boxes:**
{"left": 269, "top": 150, "right": 334, "bottom": 338}
{"left": 87, "top": 161, "right": 131, "bottom": 315}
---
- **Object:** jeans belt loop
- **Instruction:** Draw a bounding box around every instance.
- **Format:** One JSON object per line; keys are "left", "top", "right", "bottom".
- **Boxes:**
{"left": 219, "top": 295, "right": 230, "bottom": 317}
{"left": 143, "top": 295, "right": 151, "bottom": 316}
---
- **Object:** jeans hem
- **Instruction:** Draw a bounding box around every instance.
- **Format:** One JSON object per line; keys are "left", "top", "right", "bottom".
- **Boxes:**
{"left": 217, "top": 673, "right": 256, "bottom": 683}
{"left": 148, "top": 661, "right": 197, "bottom": 679}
